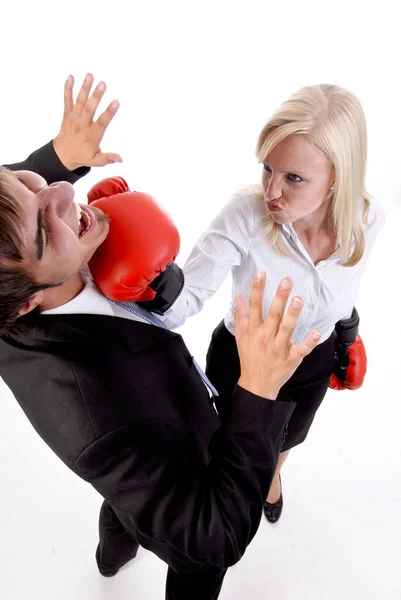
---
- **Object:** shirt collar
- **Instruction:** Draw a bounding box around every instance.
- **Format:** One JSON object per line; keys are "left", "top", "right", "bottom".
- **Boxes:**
{"left": 41, "top": 280, "right": 115, "bottom": 317}
{"left": 281, "top": 222, "right": 296, "bottom": 239}
{"left": 281, "top": 222, "right": 341, "bottom": 262}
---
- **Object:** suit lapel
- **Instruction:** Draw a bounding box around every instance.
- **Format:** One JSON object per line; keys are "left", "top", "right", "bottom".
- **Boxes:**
{"left": 7, "top": 313, "right": 179, "bottom": 353}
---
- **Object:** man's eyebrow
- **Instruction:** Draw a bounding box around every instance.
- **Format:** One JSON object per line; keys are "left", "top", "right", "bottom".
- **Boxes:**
{"left": 34, "top": 209, "right": 44, "bottom": 261}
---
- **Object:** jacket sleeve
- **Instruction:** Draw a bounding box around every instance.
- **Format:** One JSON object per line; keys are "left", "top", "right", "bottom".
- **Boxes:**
{"left": 76, "top": 385, "right": 294, "bottom": 570}
{"left": 2, "top": 140, "right": 90, "bottom": 185}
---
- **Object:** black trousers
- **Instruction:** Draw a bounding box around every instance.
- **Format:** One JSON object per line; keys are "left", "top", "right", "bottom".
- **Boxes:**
{"left": 96, "top": 501, "right": 227, "bottom": 599}
{"left": 206, "top": 320, "right": 336, "bottom": 450}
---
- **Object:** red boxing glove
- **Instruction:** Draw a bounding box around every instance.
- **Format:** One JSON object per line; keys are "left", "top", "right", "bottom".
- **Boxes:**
{"left": 87, "top": 177, "right": 181, "bottom": 305}
{"left": 329, "top": 308, "right": 367, "bottom": 391}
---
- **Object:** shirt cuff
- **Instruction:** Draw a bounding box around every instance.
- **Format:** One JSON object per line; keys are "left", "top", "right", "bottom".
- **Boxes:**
{"left": 46, "top": 141, "right": 91, "bottom": 184}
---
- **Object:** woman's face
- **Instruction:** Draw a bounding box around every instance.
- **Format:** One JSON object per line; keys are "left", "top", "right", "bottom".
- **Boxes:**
{"left": 261, "top": 135, "right": 334, "bottom": 225}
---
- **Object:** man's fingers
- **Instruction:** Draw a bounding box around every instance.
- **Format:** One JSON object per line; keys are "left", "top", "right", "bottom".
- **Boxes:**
{"left": 234, "top": 294, "right": 248, "bottom": 343}
{"left": 90, "top": 152, "right": 123, "bottom": 167}
{"left": 74, "top": 73, "right": 94, "bottom": 115}
{"left": 90, "top": 100, "right": 120, "bottom": 143}
{"left": 264, "top": 277, "right": 293, "bottom": 338}
{"left": 104, "top": 152, "right": 123, "bottom": 164}
{"left": 293, "top": 330, "right": 321, "bottom": 360}
{"left": 63, "top": 75, "right": 74, "bottom": 118}
{"left": 274, "top": 294, "right": 304, "bottom": 346}
{"left": 247, "top": 270, "right": 266, "bottom": 332}
{"left": 82, "top": 81, "right": 107, "bottom": 124}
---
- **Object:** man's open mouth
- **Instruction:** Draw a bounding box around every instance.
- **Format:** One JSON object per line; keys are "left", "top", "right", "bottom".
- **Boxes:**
{"left": 76, "top": 204, "right": 92, "bottom": 237}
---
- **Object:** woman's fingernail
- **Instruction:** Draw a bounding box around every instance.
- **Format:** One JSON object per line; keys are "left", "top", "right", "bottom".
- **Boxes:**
{"left": 66, "top": 75, "right": 73, "bottom": 84}
{"left": 280, "top": 278, "right": 292, "bottom": 290}
{"left": 291, "top": 297, "right": 302, "bottom": 308}
{"left": 97, "top": 82, "right": 106, "bottom": 92}
{"left": 255, "top": 270, "right": 265, "bottom": 282}
{"left": 312, "top": 331, "right": 321, "bottom": 340}
{"left": 111, "top": 100, "right": 120, "bottom": 109}
{"left": 85, "top": 73, "right": 92, "bottom": 82}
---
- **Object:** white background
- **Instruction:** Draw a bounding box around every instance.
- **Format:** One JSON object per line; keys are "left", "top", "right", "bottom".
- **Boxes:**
{"left": 0, "top": 1, "right": 400, "bottom": 598}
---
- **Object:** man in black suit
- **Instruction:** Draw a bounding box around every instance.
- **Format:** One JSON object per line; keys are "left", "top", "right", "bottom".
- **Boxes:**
{"left": 0, "top": 76, "right": 321, "bottom": 599}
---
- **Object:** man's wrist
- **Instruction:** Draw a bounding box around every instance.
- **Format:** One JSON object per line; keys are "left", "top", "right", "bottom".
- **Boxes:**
{"left": 52, "top": 137, "right": 77, "bottom": 172}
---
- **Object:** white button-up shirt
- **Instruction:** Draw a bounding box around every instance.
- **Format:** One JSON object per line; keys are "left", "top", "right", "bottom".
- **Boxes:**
{"left": 161, "top": 187, "right": 385, "bottom": 345}
{"left": 42, "top": 280, "right": 148, "bottom": 324}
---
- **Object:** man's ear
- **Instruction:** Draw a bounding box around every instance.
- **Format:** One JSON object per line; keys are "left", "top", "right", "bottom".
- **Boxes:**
{"left": 17, "top": 291, "right": 45, "bottom": 318}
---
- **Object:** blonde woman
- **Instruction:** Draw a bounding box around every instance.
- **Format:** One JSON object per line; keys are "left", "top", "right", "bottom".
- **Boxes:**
{"left": 161, "top": 84, "right": 385, "bottom": 522}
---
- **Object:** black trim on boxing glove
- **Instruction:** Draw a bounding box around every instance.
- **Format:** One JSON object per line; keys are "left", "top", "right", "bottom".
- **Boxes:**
{"left": 333, "top": 307, "right": 359, "bottom": 380}
{"left": 334, "top": 307, "right": 359, "bottom": 346}
{"left": 137, "top": 263, "right": 185, "bottom": 315}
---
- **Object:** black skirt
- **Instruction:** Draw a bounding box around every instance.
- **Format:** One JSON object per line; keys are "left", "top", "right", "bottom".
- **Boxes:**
{"left": 206, "top": 320, "right": 336, "bottom": 451}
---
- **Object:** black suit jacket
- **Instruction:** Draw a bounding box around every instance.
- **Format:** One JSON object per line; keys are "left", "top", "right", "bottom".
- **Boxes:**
{"left": 3, "top": 140, "right": 90, "bottom": 184}
{"left": 0, "top": 313, "right": 294, "bottom": 571}
{"left": 0, "top": 141, "right": 294, "bottom": 572}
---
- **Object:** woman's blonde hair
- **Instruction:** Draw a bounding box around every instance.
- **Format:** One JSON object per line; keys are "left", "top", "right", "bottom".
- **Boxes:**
{"left": 255, "top": 84, "right": 370, "bottom": 266}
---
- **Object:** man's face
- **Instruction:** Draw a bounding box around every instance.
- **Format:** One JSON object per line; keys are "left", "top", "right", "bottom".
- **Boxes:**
{"left": 5, "top": 170, "right": 109, "bottom": 286}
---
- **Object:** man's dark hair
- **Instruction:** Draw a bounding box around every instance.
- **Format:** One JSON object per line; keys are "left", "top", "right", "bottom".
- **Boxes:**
{"left": 0, "top": 168, "right": 51, "bottom": 336}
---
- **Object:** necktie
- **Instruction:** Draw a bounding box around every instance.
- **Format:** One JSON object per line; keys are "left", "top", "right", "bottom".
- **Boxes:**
{"left": 114, "top": 301, "right": 219, "bottom": 398}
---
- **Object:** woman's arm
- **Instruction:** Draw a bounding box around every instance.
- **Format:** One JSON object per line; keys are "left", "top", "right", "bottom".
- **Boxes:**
{"left": 160, "top": 187, "right": 259, "bottom": 329}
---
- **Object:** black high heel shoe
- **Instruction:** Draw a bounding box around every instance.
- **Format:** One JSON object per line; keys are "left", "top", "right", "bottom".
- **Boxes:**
{"left": 263, "top": 475, "right": 283, "bottom": 523}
